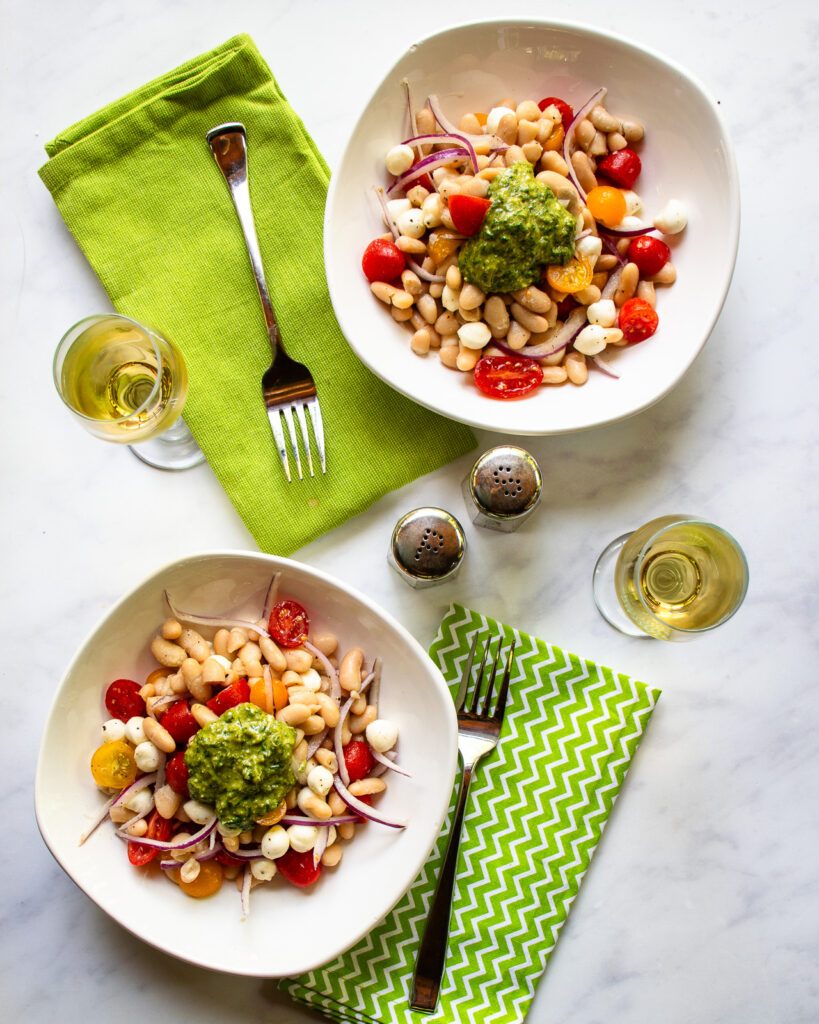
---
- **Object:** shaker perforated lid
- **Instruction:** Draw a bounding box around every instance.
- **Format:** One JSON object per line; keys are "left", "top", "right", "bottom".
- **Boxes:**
{"left": 389, "top": 507, "right": 465, "bottom": 585}
{"left": 468, "top": 445, "right": 542, "bottom": 518}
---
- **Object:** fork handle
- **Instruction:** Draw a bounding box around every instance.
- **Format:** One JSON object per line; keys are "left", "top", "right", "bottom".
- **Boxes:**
{"left": 410, "top": 764, "right": 474, "bottom": 1013}
{"left": 206, "top": 123, "right": 282, "bottom": 356}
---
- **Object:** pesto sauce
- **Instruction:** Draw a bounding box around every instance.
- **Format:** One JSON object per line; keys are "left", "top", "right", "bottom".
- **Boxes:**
{"left": 459, "top": 162, "right": 576, "bottom": 294}
{"left": 184, "top": 703, "right": 296, "bottom": 831}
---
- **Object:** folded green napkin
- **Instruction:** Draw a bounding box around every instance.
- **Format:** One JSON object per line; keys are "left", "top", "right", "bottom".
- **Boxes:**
{"left": 281, "top": 604, "right": 660, "bottom": 1023}
{"left": 39, "top": 35, "right": 475, "bottom": 554}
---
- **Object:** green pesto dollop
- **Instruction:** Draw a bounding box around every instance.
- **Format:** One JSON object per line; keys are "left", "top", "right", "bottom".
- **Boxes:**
{"left": 458, "top": 162, "right": 576, "bottom": 294}
{"left": 184, "top": 703, "right": 296, "bottom": 831}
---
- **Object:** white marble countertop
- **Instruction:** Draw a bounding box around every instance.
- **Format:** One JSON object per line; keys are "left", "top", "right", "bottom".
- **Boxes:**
{"left": 2, "top": 1, "right": 817, "bottom": 1021}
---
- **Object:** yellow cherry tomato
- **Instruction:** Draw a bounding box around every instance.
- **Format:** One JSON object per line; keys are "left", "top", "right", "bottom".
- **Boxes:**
{"left": 249, "top": 676, "right": 288, "bottom": 714}
{"left": 90, "top": 739, "right": 137, "bottom": 790}
{"left": 586, "top": 185, "right": 627, "bottom": 228}
{"left": 543, "top": 122, "right": 565, "bottom": 152}
{"left": 428, "top": 234, "right": 461, "bottom": 265}
{"left": 180, "top": 859, "right": 224, "bottom": 899}
{"left": 473, "top": 111, "right": 488, "bottom": 126}
{"left": 545, "top": 257, "right": 594, "bottom": 295}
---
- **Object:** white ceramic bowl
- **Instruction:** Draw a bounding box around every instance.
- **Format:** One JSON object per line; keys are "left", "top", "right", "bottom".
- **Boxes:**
{"left": 35, "top": 552, "right": 457, "bottom": 976}
{"left": 325, "top": 19, "right": 739, "bottom": 434}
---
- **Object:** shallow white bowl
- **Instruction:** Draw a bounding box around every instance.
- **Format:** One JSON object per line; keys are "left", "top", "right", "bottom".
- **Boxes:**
{"left": 325, "top": 19, "right": 739, "bottom": 434}
{"left": 35, "top": 551, "right": 457, "bottom": 977}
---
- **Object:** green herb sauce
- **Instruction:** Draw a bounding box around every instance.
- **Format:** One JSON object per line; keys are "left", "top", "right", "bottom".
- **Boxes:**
{"left": 184, "top": 703, "right": 296, "bottom": 831}
{"left": 459, "top": 162, "right": 576, "bottom": 294}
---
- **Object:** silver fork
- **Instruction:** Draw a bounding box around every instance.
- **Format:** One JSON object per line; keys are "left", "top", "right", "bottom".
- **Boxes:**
{"left": 207, "top": 123, "right": 326, "bottom": 481}
{"left": 410, "top": 633, "right": 516, "bottom": 1013}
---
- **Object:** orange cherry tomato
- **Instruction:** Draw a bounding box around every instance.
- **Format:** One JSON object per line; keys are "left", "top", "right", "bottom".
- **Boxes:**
{"left": 249, "top": 676, "right": 288, "bottom": 714}
{"left": 179, "top": 859, "right": 224, "bottom": 898}
{"left": 545, "top": 257, "right": 594, "bottom": 295}
{"left": 90, "top": 740, "right": 137, "bottom": 790}
{"left": 428, "top": 234, "right": 461, "bottom": 265}
{"left": 586, "top": 185, "right": 627, "bottom": 228}
{"left": 543, "top": 122, "right": 565, "bottom": 152}
{"left": 473, "top": 112, "right": 488, "bottom": 126}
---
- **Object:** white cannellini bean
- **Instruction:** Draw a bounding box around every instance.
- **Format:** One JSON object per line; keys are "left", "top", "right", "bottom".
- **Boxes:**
{"left": 134, "top": 741, "right": 162, "bottom": 773}
{"left": 623, "top": 190, "right": 643, "bottom": 216}
{"left": 124, "top": 788, "right": 154, "bottom": 815}
{"left": 653, "top": 198, "right": 688, "bottom": 235}
{"left": 124, "top": 717, "right": 146, "bottom": 745}
{"left": 457, "top": 322, "right": 491, "bottom": 350}
{"left": 261, "top": 825, "right": 290, "bottom": 860}
{"left": 251, "top": 859, "right": 277, "bottom": 881}
{"left": 396, "top": 208, "right": 425, "bottom": 239}
{"left": 421, "top": 193, "right": 444, "bottom": 228}
{"left": 183, "top": 799, "right": 216, "bottom": 825}
{"left": 299, "top": 668, "right": 322, "bottom": 692}
{"left": 586, "top": 299, "right": 618, "bottom": 328}
{"left": 575, "top": 235, "right": 602, "bottom": 264}
{"left": 307, "top": 764, "right": 334, "bottom": 797}
{"left": 385, "top": 144, "right": 415, "bottom": 176}
{"left": 101, "top": 719, "right": 126, "bottom": 743}
{"left": 385, "top": 198, "right": 410, "bottom": 232}
{"left": 442, "top": 284, "right": 461, "bottom": 313}
{"left": 574, "top": 324, "right": 608, "bottom": 356}
{"left": 288, "top": 824, "right": 318, "bottom": 853}
{"left": 366, "top": 719, "right": 399, "bottom": 753}
{"left": 486, "top": 106, "right": 516, "bottom": 135}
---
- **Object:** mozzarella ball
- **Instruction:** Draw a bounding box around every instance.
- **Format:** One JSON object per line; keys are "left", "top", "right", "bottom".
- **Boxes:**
{"left": 307, "top": 765, "right": 334, "bottom": 797}
{"left": 574, "top": 324, "right": 608, "bottom": 356}
{"left": 288, "top": 824, "right": 318, "bottom": 853}
{"left": 366, "top": 719, "right": 399, "bottom": 753}
{"left": 124, "top": 716, "right": 146, "bottom": 745}
{"left": 124, "top": 787, "right": 154, "bottom": 815}
{"left": 486, "top": 106, "right": 516, "bottom": 135}
{"left": 251, "top": 858, "right": 277, "bottom": 881}
{"left": 261, "top": 825, "right": 290, "bottom": 860}
{"left": 385, "top": 144, "right": 415, "bottom": 176}
{"left": 183, "top": 799, "right": 215, "bottom": 825}
{"left": 586, "top": 299, "right": 617, "bottom": 328}
{"left": 653, "top": 199, "right": 688, "bottom": 235}
{"left": 457, "top": 322, "right": 492, "bottom": 351}
{"left": 134, "top": 741, "right": 162, "bottom": 773}
{"left": 396, "top": 208, "right": 425, "bottom": 239}
{"left": 101, "top": 719, "right": 126, "bottom": 743}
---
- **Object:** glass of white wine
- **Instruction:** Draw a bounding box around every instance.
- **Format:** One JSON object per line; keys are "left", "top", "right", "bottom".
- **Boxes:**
{"left": 53, "top": 314, "right": 204, "bottom": 471}
{"left": 593, "top": 515, "right": 749, "bottom": 640}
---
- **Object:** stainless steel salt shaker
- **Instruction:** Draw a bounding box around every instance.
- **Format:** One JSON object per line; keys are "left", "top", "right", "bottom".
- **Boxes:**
{"left": 388, "top": 507, "right": 466, "bottom": 588}
{"left": 462, "top": 445, "right": 542, "bottom": 532}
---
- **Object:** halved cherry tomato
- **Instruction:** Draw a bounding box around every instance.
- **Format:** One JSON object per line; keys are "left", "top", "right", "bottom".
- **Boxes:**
{"left": 448, "top": 194, "right": 491, "bottom": 236}
{"left": 179, "top": 859, "right": 223, "bottom": 898}
{"left": 619, "top": 298, "right": 659, "bottom": 344}
{"left": 276, "top": 847, "right": 322, "bottom": 888}
{"left": 428, "top": 233, "right": 461, "bottom": 265}
{"left": 343, "top": 740, "right": 375, "bottom": 783}
{"left": 361, "top": 238, "right": 405, "bottom": 283}
{"left": 267, "top": 600, "right": 310, "bottom": 649}
{"left": 160, "top": 701, "right": 199, "bottom": 744}
{"left": 627, "top": 235, "right": 670, "bottom": 278}
{"left": 473, "top": 356, "right": 543, "bottom": 400}
{"left": 586, "top": 186, "right": 627, "bottom": 228}
{"left": 537, "top": 96, "right": 573, "bottom": 128}
{"left": 545, "top": 257, "right": 593, "bottom": 295}
{"left": 473, "top": 112, "right": 488, "bottom": 126}
{"left": 215, "top": 848, "right": 245, "bottom": 868}
{"left": 597, "top": 148, "right": 642, "bottom": 190}
{"left": 128, "top": 810, "right": 172, "bottom": 866}
{"left": 104, "top": 678, "right": 145, "bottom": 722}
{"left": 249, "top": 676, "right": 288, "bottom": 714}
{"left": 542, "top": 122, "right": 564, "bottom": 152}
{"left": 206, "top": 678, "right": 250, "bottom": 717}
{"left": 90, "top": 739, "right": 137, "bottom": 789}
{"left": 165, "top": 750, "right": 189, "bottom": 797}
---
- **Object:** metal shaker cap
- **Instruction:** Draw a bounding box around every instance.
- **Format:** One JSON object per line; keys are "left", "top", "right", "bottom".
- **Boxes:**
{"left": 465, "top": 446, "right": 542, "bottom": 525}
{"left": 389, "top": 507, "right": 465, "bottom": 588}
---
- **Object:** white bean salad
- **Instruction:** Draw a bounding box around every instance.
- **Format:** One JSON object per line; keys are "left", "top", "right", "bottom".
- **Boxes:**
{"left": 361, "top": 85, "right": 687, "bottom": 399}
{"left": 82, "top": 575, "right": 406, "bottom": 917}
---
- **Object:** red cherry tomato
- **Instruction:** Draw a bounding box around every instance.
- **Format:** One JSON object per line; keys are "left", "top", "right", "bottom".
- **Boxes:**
{"left": 160, "top": 701, "right": 200, "bottom": 744}
{"left": 619, "top": 298, "right": 659, "bottom": 344}
{"left": 276, "top": 847, "right": 322, "bottom": 888}
{"left": 410, "top": 172, "right": 435, "bottom": 192}
{"left": 627, "top": 236, "right": 671, "bottom": 278}
{"left": 127, "top": 810, "right": 172, "bottom": 866}
{"left": 448, "top": 194, "right": 491, "bottom": 236}
{"left": 343, "top": 740, "right": 375, "bottom": 783}
{"left": 555, "top": 295, "right": 578, "bottom": 320}
{"left": 104, "top": 679, "right": 145, "bottom": 722}
{"left": 361, "top": 238, "right": 405, "bottom": 283}
{"left": 473, "top": 356, "right": 543, "bottom": 400}
{"left": 215, "top": 848, "right": 245, "bottom": 868}
{"left": 537, "top": 96, "right": 573, "bottom": 128}
{"left": 206, "top": 678, "right": 250, "bottom": 717}
{"left": 267, "top": 600, "right": 310, "bottom": 649}
{"left": 164, "top": 750, "right": 189, "bottom": 797}
{"left": 597, "top": 148, "right": 642, "bottom": 190}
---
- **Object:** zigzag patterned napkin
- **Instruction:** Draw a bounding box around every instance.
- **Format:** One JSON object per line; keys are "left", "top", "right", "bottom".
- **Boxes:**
{"left": 280, "top": 604, "right": 660, "bottom": 1023}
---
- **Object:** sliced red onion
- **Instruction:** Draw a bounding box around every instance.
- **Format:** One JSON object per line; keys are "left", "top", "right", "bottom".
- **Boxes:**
{"left": 313, "top": 828, "right": 328, "bottom": 868}
{"left": 147, "top": 695, "right": 180, "bottom": 721}
{"left": 601, "top": 265, "right": 624, "bottom": 301}
{"left": 406, "top": 257, "right": 445, "bottom": 284}
{"left": 598, "top": 222, "right": 655, "bottom": 239}
{"left": 402, "top": 78, "right": 418, "bottom": 157}
{"left": 160, "top": 859, "right": 179, "bottom": 870}
{"left": 333, "top": 671, "right": 375, "bottom": 786}
{"left": 371, "top": 749, "right": 412, "bottom": 778}
{"left": 494, "top": 308, "right": 587, "bottom": 361}
{"left": 280, "top": 813, "right": 358, "bottom": 827}
{"left": 227, "top": 845, "right": 264, "bottom": 861}
{"left": 78, "top": 793, "right": 117, "bottom": 846}
{"left": 306, "top": 728, "right": 329, "bottom": 758}
{"left": 304, "top": 640, "right": 340, "bottom": 699}
{"left": 386, "top": 148, "right": 472, "bottom": 196}
{"left": 111, "top": 772, "right": 158, "bottom": 809}
{"left": 397, "top": 132, "right": 478, "bottom": 174}
{"left": 600, "top": 233, "right": 626, "bottom": 266}
{"left": 333, "top": 777, "right": 407, "bottom": 829}
{"left": 260, "top": 572, "right": 281, "bottom": 624}
{"left": 164, "top": 591, "right": 271, "bottom": 639}
{"left": 240, "top": 868, "right": 251, "bottom": 920}
{"left": 373, "top": 185, "right": 400, "bottom": 240}
{"left": 114, "top": 815, "right": 216, "bottom": 851}
{"left": 592, "top": 355, "right": 621, "bottom": 379}
{"left": 426, "top": 94, "right": 506, "bottom": 151}
{"left": 368, "top": 657, "right": 382, "bottom": 713}
{"left": 563, "top": 87, "right": 607, "bottom": 201}
{"left": 117, "top": 801, "right": 154, "bottom": 834}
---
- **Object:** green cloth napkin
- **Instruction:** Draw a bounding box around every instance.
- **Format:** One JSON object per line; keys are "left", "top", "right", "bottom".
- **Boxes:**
{"left": 39, "top": 35, "right": 475, "bottom": 554}
{"left": 281, "top": 604, "right": 660, "bottom": 1024}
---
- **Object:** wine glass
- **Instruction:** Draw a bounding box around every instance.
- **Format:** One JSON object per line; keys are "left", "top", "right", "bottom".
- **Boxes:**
{"left": 53, "top": 313, "right": 204, "bottom": 471}
{"left": 593, "top": 515, "right": 749, "bottom": 640}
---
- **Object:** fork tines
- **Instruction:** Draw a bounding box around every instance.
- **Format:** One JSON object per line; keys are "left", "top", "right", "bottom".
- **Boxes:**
{"left": 458, "top": 634, "right": 516, "bottom": 721}
{"left": 266, "top": 396, "right": 326, "bottom": 483}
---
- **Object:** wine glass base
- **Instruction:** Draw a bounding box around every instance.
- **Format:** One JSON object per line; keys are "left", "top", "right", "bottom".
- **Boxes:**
{"left": 592, "top": 532, "right": 649, "bottom": 638}
{"left": 129, "top": 417, "right": 205, "bottom": 471}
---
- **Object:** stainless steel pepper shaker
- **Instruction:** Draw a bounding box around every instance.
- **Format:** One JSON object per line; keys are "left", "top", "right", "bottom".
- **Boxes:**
{"left": 388, "top": 507, "right": 466, "bottom": 588}
{"left": 462, "top": 445, "right": 543, "bottom": 532}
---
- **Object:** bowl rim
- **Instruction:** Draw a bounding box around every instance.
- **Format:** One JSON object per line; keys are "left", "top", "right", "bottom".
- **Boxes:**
{"left": 324, "top": 16, "right": 741, "bottom": 435}
{"left": 34, "top": 549, "right": 459, "bottom": 977}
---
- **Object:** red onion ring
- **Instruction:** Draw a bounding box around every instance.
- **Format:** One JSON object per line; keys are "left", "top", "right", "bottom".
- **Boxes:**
{"left": 114, "top": 815, "right": 216, "bottom": 852}
{"left": 371, "top": 749, "right": 412, "bottom": 778}
{"left": 373, "top": 186, "right": 399, "bottom": 240}
{"left": 563, "top": 87, "right": 607, "bottom": 201}
{"left": 333, "top": 777, "right": 407, "bottom": 829}
{"left": 592, "top": 354, "right": 621, "bottom": 379}
{"left": 426, "top": 94, "right": 506, "bottom": 151}
{"left": 78, "top": 793, "right": 117, "bottom": 846}
{"left": 260, "top": 572, "right": 281, "bottom": 624}
{"left": 164, "top": 591, "right": 271, "bottom": 639}
{"left": 386, "top": 148, "right": 472, "bottom": 196}
{"left": 280, "top": 814, "right": 358, "bottom": 827}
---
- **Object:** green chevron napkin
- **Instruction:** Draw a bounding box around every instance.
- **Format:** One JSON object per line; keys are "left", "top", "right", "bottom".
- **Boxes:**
{"left": 38, "top": 34, "right": 475, "bottom": 555}
{"left": 281, "top": 604, "right": 660, "bottom": 1024}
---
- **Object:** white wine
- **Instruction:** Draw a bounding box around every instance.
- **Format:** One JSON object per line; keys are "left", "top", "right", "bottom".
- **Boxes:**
{"left": 614, "top": 516, "right": 748, "bottom": 639}
{"left": 57, "top": 316, "right": 187, "bottom": 443}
